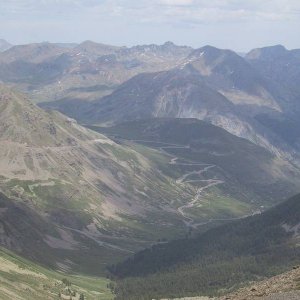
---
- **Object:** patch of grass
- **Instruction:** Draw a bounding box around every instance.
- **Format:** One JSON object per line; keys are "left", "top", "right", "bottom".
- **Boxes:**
{"left": 188, "top": 189, "right": 252, "bottom": 220}
{"left": 0, "top": 247, "right": 114, "bottom": 300}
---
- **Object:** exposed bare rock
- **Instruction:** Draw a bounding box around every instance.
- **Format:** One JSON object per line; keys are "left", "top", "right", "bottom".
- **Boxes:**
{"left": 220, "top": 267, "right": 300, "bottom": 300}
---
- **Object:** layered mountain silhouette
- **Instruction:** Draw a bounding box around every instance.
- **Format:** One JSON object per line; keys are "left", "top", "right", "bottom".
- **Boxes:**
{"left": 1, "top": 40, "right": 300, "bottom": 300}
{"left": 38, "top": 44, "right": 300, "bottom": 166}
{"left": 0, "top": 41, "right": 192, "bottom": 102}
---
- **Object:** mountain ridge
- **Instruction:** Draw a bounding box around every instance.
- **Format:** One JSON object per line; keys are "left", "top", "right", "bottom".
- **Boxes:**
{"left": 0, "top": 39, "right": 12, "bottom": 52}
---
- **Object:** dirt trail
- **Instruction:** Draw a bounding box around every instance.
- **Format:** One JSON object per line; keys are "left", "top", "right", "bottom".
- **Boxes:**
{"left": 157, "top": 142, "right": 260, "bottom": 228}
{"left": 176, "top": 179, "right": 224, "bottom": 228}
{"left": 133, "top": 140, "right": 225, "bottom": 229}
{"left": 119, "top": 138, "right": 255, "bottom": 229}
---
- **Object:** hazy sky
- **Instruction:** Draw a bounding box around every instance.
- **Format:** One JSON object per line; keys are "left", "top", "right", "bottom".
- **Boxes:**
{"left": 1, "top": 0, "right": 300, "bottom": 51}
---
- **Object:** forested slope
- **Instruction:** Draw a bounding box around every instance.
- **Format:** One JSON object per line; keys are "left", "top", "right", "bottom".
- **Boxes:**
{"left": 110, "top": 194, "right": 300, "bottom": 300}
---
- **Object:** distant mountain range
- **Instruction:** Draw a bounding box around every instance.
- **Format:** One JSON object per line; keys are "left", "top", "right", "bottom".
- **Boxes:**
{"left": 0, "top": 40, "right": 192, "bottom": 102}
{"left": 37, "top": 44, "right": 300, "bottom": 168}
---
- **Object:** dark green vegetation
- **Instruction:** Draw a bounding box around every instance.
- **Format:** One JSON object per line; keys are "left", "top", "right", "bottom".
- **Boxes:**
{"left": 89, "top": 118, "right": 300, "bottom": 205}
{"left": 110, "top": 194, "right": 300, "bottom": 300}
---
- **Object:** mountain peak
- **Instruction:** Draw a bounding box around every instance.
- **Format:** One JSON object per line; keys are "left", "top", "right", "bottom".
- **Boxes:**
{"left": 246, "top": 44, "right": 288, "bottom": 60}
{"left": 163, "top": 41, "right": 176, "bottom": 46}
{"left": 76, "top": 40, "right": 120, "bottom": 55}
{"left": 0, "top": 42, "right": 70, "bottom": 63}
{"left": 188, "top": 45, "right": 237, "bottom": 62}
{"left": 0, "top": 39, "right": 12, "bottom": 52}
{"left": 78, "top": 40, "right": 115, "bottom": 48}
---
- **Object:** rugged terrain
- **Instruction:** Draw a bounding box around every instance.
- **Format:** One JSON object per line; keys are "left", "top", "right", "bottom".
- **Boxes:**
{"left": 1, "top": 40, "right": 300, "bottom": 300}
{"left": 220, "top": 266, "right": 300, "bottom": 300}
{"left": 0, "top": 41, "right": 192, "bottom": 103}
{"left": 39, "top": 45, "right": 300, "bottom": 166}
{"left": 2, "top": 85, "right": 300, "bottom": 274}
{"left": 0, "top": 85, "right": 197, "bottom": 273}
{"left": 4, "top": 41, "right": 300, "bottom": 165}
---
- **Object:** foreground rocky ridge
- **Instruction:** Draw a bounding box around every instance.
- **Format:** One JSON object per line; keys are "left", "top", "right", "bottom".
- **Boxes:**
{"left": 221, "top": 266, "right": 300, "bottom": 300}
{"left": 163, "top": 267, "right": 300, "bottom": 300}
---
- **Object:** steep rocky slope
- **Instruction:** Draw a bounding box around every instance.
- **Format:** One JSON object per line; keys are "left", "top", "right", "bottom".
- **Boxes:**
{"left": 161, "top": 267, "right": 300, "bottom": 299}
{"left": 60, "top": 64, "right": 296, "bottom": 161}
{"left": 220, "top": 266, "right": 300, "bottom": 300}
{"left": 246, "top": 45, "right": 300, "bottom": 114}
{"left": 246, "top": 45, "right": 300, "bottom": 152}
{"left": 185, "top": 46, "right": 284, "bottom": 116}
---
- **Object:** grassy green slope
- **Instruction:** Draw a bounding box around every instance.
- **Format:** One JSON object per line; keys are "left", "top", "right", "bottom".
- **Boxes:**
{"left": 0, "top": 247, "right": 113, "bottom": 300}
{"left": 0, "top": 86, "right": 198, "bottom": 274}
{"left": 0, "top": 191, "right": 127, "bottom": 276}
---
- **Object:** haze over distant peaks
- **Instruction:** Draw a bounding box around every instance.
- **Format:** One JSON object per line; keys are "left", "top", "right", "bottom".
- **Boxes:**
{"left": 0, "top": 39, "right": 12, "bottom": 52}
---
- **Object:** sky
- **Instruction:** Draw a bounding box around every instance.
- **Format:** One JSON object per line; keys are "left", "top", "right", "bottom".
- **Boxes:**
{"left": 1, "top": 0, "right": 300, "bottom": 52}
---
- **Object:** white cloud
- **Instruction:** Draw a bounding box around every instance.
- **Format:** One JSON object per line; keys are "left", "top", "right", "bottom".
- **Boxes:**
{"left": 1, "top": 0, "right": 300, "bottom": 22}
{"left": 1, "top": 0, "right": 300, "bottom": 50}
{"left": 159, "top": 0, "right": 194, "bottom": 6}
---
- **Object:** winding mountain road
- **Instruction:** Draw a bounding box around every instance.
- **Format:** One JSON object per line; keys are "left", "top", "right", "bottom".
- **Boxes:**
{"left": 125, "top": 139, "right": 226, "bottom": 228}
{"left": 113, "top": 137, "right": 259, "bottom": 229}
{"left": 157, "top": 143, "right": 259, "bottom": 228}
